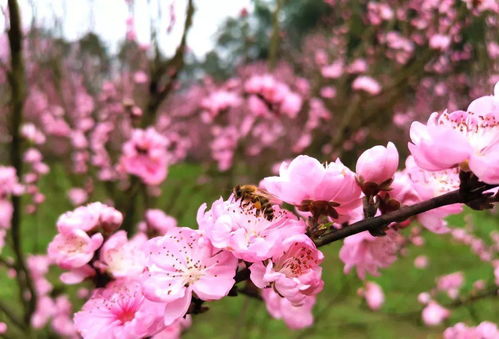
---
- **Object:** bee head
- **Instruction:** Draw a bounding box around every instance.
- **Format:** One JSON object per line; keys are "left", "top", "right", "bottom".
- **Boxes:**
{"left": 233, "top": 185, "right": 242, "bottom": 198}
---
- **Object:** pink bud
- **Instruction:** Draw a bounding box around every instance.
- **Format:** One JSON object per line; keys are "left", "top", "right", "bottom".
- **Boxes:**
{"left": 0, "top": 322, "right": 7, "bottom": 334}
{"left": 356, "top": 142, "right": 399, "bottom": 184}
{"left": 422, "top": 301, "right": 450, "bottom": 326}
{"left": 364, "top": 281, "right": 385, "bottom": 310}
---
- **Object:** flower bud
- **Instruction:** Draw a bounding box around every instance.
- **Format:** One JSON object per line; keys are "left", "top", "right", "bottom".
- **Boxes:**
{"left": 356, "top": 142, "right": 399, "bottom": 185}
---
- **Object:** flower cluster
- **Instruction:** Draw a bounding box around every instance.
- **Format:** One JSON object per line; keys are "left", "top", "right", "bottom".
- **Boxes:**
{"left": 443, "top": 321, "right": 499, "bottom": 338}
{"left": 47, "top": 202, "right": 123, "bottom": 283}
{"left": 1, "top": 0, "right": 498, "bottom": 337}
{"left": 29, "top": 82, "right": 497, "bottom": 339}
{"left": 119, "top": 128, "right": 170, "bottom": 186}
{"left": 409, "top": 83, "right": 499, "bottom": 184}
{"left": 0, "top": 166, "right": 23, "bottom": 232}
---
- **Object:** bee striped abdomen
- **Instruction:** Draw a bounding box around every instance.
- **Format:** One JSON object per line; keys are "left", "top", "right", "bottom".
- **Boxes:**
{"left": 233, "top": 185, "right": 276, "bottom": 221}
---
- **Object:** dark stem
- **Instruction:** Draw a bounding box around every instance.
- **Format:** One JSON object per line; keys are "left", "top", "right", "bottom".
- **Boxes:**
{"left": 7, "top": 0, "right": 37, "bottom": 326}
{"left": 447, "top": 287, "right": 498, "bottom": 308}
{"left": 0, "top": 256, "right": 14, "bottom": 268}
{"left": 313, "top": 184, "right": 495, "bottom": 247}
{"left": 143, "top": 0, "right": 194, "bottom": 126}
{"left": 120, "top": 176, "right": 141, "bottom": 234}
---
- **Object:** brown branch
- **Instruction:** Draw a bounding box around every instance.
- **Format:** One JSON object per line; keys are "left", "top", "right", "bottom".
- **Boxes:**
{"left": 447, "top": 287, "right": 498, "bottom": 308}
{"left": 0, "top": 256, "right": 14, "bottom": 268}
{"left": 7, "top": 0, "right": 37, "bottom": 326}
{"left": 313, "top": 184, "right": 495, "bottom": 247}
{"left": 143, "top": 0, "right": 195, "bottom": 126}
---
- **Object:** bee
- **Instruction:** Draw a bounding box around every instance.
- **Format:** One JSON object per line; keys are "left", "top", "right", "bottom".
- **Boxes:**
{"left": 233, "top": 185, "right": 277, "bottom": 221}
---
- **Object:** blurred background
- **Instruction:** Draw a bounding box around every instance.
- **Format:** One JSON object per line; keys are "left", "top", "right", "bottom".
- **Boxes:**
{"left": 0, "top": 0, "right": 498, "bottom": 338}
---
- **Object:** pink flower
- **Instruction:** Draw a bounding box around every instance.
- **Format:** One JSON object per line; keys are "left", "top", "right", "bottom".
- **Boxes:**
{"left": 444, "top": 321, "right": 499, "bottom": 339}
{"left": 418, "top": 292, "right": 431, "bottom": 304}
{"left": 0, "top": 166, "right": 23, "bottom": 197}
{"left": 414, "top": 255, "right": 428, "bottom": 269}
{"left": 356, "top": 142, "right": 399, "bottom": 185}
{"left": 201, "top": 90, "right": 241, "bottom": 117}
{"left": 262, "top": 289, "right": 316, "bottom": 329}
{"left": 422, "top": 301, "right": 450, "bottom": 326}
{"left": 352, "top": 76, "right": 381, "bottom": 95}
{"left": 60, "top": 265, "right": 96, "bottom": 285}
{"left": 0, "top": 200, "right": 13, "bottom": 229}
{"left": 0, "top": 229, "right": 6, "bottom": 252}
{"left": 429, "top": 34, "right": 451, "bottom": 50}
{"left": 0, "top": 322, "right": 6, "bottom": 334}
{"left": 74, "top": 278, "right": 165, "bottom": 339}
{"left": 27, "top": 254, "right": 52, "bottom": 294}
{"left": 68, "top": 188, "right": 88, "bottom": 206}
{"left": 51, "top": 296, "right": 78, "bottom": 337}
{"left": 367, "top": 2, "right": 393, "bottom": 25}
{"left": 339, "top": 230, "right": 402, "bottom": 279}
{"left": 142, "top": 227, "right": 238, "bottom": 325}
{"left": 250, "top": 234, "right": 323, "bottom": 305}
{"left": 152, "top": 316, "right": 191, "bottom": 339}
{"left": 96, "top": 231, "right": 147, "bottom": 278}
{"left": 361, "top": 281, "right": 385, "bottom": 310}
{"left": 133, "top": 71, "right": 148, "bottom": 84}
{"left": 119, "top": 128, "right": 169, "bottom": 185}
{"left": 261, "top": 156, "right": 361, "bottom": 220}
{"left": 321, "top": 61, "right": 343, "bottom": 79}
{"left": 436, "top": 272, "right": 464, "bottom": 299}
{"left": 244, "top": 74, "right": 302, "bottom": 117}
{"left": 320, "top": 86, "right": 336, "bottom": 98}
{"left": 197, "top": 197, "right": 305, "bottom": 262}
{"left": 48, "top": 229, "right": 103, "bottom": 269}
{"left": 31, "top": 295, "right": 56, "bottom": 328}
{"left": 408, "top": 82, "right": 499, "bottom": 184}
{"left": 402, "top": 158, "right": 462, "bottom": 233}
{"left": 56, "top": 202, "right": 123, "bottom": 234}
{"left": 139, "top": 209, "right": 177, "bottom": 235}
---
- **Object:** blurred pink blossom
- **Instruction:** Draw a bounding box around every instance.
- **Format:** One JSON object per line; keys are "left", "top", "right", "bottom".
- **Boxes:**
{"left": 352, "top": 76, "right": 381, "bottom": 95}
{"left": 119, "top": 128, "right": 170, "bottom": 185}
{"left": 422, "top": 301, "right": 450, "bottom": 326}
{"left": 262, "top": 289, "right": 316, "bottom": 330}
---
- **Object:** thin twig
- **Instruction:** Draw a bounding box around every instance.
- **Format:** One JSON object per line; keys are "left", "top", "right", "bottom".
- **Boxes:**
{"left": 447, "top": 287, "right": 498, "bottom": 308}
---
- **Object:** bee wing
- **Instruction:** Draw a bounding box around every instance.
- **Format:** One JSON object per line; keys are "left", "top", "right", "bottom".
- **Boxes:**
{"left": 257, "top": 187, "right": 281, "bottom": 205}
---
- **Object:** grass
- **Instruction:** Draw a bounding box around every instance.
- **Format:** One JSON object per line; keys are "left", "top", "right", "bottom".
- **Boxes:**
{"left": 0, "top": 163, "right": 497, "bottom": 338}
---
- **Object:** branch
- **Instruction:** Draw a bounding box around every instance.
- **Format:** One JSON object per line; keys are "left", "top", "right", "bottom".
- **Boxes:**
{"left": 0, "top": 256, "right": 14, "bottom": 268}
{"left": 7, "top": 0, "right": 37, "bottom": 325}
{"left": 143, "top": 0, "right": 195, "bottom": 126}
{"left": 382, "top": 287, "right": 499, "bottom": 321}
{"left": 313, "top": 184, "right": 495, "bottom": 247}
{"left": 268, "top": 0, "right": 283, "bottom": 69}
{"left": 447, "top": 287, "right": 498, "bottom": 308}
